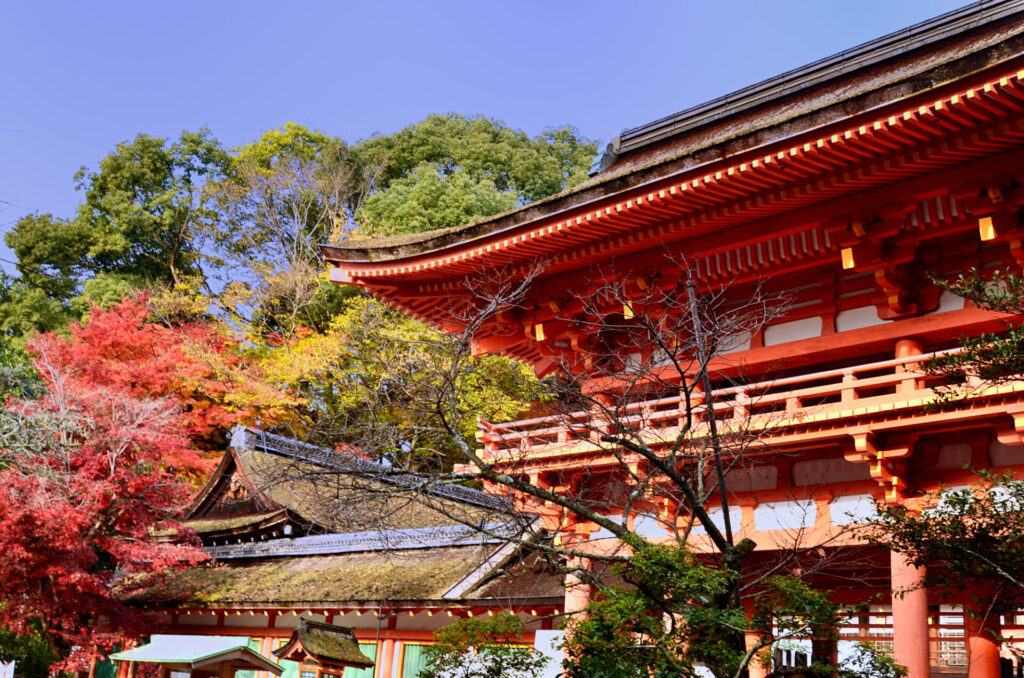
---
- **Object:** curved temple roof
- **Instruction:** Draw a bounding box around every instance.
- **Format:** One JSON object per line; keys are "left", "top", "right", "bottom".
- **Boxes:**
{"left": 321, "top": 0, "right": 1024, "bottom": 275}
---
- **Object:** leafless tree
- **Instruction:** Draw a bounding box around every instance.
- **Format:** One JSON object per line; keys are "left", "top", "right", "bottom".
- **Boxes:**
{"left": 203, "top": 138, "right": 378, "bottom": 335}
{"left": 257, "top": 258, "right": 880, "bottom": 677}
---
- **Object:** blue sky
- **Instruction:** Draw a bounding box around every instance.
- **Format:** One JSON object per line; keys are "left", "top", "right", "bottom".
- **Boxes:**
{"left": 0, "top": 0, "right": 968, "bottom": 270}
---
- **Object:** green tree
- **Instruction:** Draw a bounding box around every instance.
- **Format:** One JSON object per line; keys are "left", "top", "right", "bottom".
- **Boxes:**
{"left": 418, "top": 613, "right": 548, "bottom": 678}
{"left": 0, "top": 214, "right": 96, "bottom": 335}
{"left": 0, "top": 131, "right": 229, "bottom": 338}
{"left": 74, "top": 129, "right": 230, "bottom": 286}
{"left": 206, "top": 123, "right": 362, "bottom": 335}
{"left": 562, "top": 536, "right": 863, "bottom": 678}
{"left": 0, "top": 623, "right": 61, "bottom": 678}
{"left": 260, "top": 295, "right": 540, "bottom": 458}
{"left": 350, "top": 114, "right": 597, "bottom": 238}
{"left": 868, "top": 472, "right": 1024, "bottom": 609}
{"left": 356, "top": 162, "right": 517, "bottom": 236}
{"left": 0, "top": 337, "right": 41, "bottom": 400}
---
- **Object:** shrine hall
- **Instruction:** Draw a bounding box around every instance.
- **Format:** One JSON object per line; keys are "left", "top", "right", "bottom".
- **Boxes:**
{"left": 319, "top": 2, "right": 1024, "bottom": 677}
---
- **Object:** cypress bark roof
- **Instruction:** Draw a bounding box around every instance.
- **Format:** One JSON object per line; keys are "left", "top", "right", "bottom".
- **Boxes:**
{"left": 125, "top": 545, "right": 502, "bottom": 606}
{"left": 127, "top": 428, "right": 550, "bottom": 610}
{"left": 320, "top": 0, "right": 1024, "bottom": 265}
{"left": 184, "top": 510, "right": 289, "bottom": 535}
{"left": 186, "top": 427, "right": 511, "bottom": 539}
{"left": 274, "top": 618, "right": 374, "bottom": 669}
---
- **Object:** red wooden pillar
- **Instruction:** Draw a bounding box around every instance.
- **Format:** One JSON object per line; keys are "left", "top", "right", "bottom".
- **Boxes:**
{"left": 891, "top": 337, "right": 931, "bottom": 677}
{"left": 891, "top": 551, "right": 931, "bottom": 678}
{"left": 744, "top": 630, "right": 769, "bottom": 678}
{"left": 564, "top": 557, "right": 593, "bottom": 620}
{"left": 895, "top": 337, "right": 925, "bottom": 393}
{"left": 379, "top": 638, "right": 396, "bottom": 678}
{"left": 963, "top": 591, "right": 1001, "bottom": 678}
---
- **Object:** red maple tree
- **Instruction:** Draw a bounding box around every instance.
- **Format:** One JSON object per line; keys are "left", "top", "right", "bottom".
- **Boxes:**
{"left": 29, "top": 296, "right": 294, "bottom": 474}
{"left": 0, "top": 296, "right": 297, "bottom": 667}
{"left": 0, "top": 361, "right": 208, "bottom": 669}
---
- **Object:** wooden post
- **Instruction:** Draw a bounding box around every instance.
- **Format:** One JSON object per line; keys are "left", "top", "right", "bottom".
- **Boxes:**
{"left": 745, "top": 630, "right": 770, "bottom": 678}
{"left": 964, "top": 589, "right": 1001, "bottom": 678}
{"left": 895, "top": 338, "right": 925, "bottom": 393}
{"left": 379, "top": 639, "right": 396, "bottom": 678}
{"left": 890, "top": 551, "right": 931, "bottom": 678}
{"left": 564, "top": 557, "right": 593, "bottom": 620}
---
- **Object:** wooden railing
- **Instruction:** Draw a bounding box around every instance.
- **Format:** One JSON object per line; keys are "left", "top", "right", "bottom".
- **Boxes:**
{"left": 477, "top": 348, "right": 977, "bottom": 461}
{"left": 769, "top": 606, "right": 1024, "bottom": 674}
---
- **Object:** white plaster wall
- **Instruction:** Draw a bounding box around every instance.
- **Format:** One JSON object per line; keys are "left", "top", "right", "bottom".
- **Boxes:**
{"left": 593, "top": 514, "right": 672, "bottom": 539}
{"left": 936, "top": 289, "right": 966, "bottom": 313}
{"left": 273, "top": 613, "right": 300, "bottom": 628}
{"left": 725, "top": 466, "right": 778, "bottom": 493}
{"left": 830, "top": 494, "right": 877, "bottom": 525}
{"left": 763, "top": 317, "right": 823, "bottom": 347}
{"left": 330, "top": 611, "right": 388, "bottom": 630}
{"left": 792, "top": 458, "right": 871, "bottom": 487}
{"left": 395, "top": 611, "right": 454, "bottom": 631}
{"left": 633, "top": 515, "right": 673, "bottom": 539}
{"left": 935, "top": 443, "right": 972, "bottom": 470}
{"left": 928, "top": 485, "right": 974, "bottom": 515}
{"left": 835, "top": 305, "right": 884, "bottom": 333}
{"left": 720, "top": 330, "right": 752, "bottom": 354}
{"left": 533, "top": 630, "right": 564, "bottom": 678}
{"left": 180, "top": 612, "right": 218, "bottom": 627}
{"left": 589, "top": 513, "right": 624, "bottom": 540}
{"left": 990, "top": 440, "right": 1024, "bottom": 466}
{"left": 223, "top": 613, "right": 271, "bottom": 628}
{"left": 754, "top": 499, "right": 816, "bottom": 531}
{"left": 691, "top": 506, "right": 743, "bottom": 535}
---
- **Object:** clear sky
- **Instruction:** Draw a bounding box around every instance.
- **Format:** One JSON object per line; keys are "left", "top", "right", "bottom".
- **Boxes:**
{"left": 0, "top": 0, "right": 970, "bottom": 270}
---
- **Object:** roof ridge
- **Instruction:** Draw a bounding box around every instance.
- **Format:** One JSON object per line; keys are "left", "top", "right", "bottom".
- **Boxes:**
{"left": 298, "top": 616, "right": 357, "bottom": 637}
{"left": 205, "top": 520, "right": 519, "bottom": 559}
{"left": 603, "top": 0, "right": 1024, "bottom": 163}
{"left": 230, "top": 426, "right": 512, "bottom": 511}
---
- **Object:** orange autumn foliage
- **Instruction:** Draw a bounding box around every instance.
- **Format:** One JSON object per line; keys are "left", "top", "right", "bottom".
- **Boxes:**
{"left": 28, "top": 296, "right": 298, "bottom": 477}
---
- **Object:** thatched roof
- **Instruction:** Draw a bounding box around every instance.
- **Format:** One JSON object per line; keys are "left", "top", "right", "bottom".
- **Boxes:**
{"left": 187, "top": 427, "right": 510, "bottom": 538}
{"left": 184, "top": 510, "right": 289, "bottom": 535}
{"left": 127, "top": 428, "right": 547, "bottom": 611}
{"left": 126, "top": 544, "right": 499, "bottom": 607}
{"left": 274, "top": 618, "right": 374, "bottom": 669}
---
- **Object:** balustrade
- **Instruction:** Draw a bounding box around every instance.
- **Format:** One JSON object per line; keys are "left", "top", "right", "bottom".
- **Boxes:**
{"left": 475, "top": 348, "right": 1011, "bottom": 462}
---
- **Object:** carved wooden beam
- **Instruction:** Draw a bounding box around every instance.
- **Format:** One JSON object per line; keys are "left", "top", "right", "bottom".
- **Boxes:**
{"left": 844, "top": 428, "right": 917, "bottom": 503}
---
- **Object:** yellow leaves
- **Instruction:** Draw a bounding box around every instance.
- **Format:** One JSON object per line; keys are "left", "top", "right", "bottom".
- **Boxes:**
{"left": 259, "top": 322, "right": 354, "bottom": 388}
{"left": 148, "top": 277, "right": 213, "bottom": 322}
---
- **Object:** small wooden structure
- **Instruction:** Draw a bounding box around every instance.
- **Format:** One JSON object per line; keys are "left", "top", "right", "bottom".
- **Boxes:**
{"left": 109, "top": 635, "right": 283, "bottom": 678}
{"left": 273, "top": 618, "right": 374, "bottom": 672}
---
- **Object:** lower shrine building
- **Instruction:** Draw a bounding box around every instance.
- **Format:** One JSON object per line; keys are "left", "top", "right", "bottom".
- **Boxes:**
{"left": 119, "top": 428, "right": 563, "bottom": 678}
{"left": 318, "top": 2, "right": 1024, "bottom": 677}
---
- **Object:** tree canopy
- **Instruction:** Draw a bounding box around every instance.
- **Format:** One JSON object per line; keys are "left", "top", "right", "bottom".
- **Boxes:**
{"left": 352, "top": 114, "right": 596, "bottom": 237}
{"left": 1, "top": 131, "right": 230, "bottom": 338}
{"left": 0, "top": 113, "right": 597, "bottom": 670}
